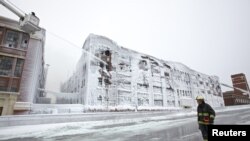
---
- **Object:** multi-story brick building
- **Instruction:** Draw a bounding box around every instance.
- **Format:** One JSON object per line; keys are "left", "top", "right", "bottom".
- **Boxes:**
{"left": 60, "top": 34, "right": 224, "bottom": 109}
{"left": 223, "top": 73, "right": 250, "bottom": 106}
{"left": 0, "top": 16, "right": 46, "bottom": 115}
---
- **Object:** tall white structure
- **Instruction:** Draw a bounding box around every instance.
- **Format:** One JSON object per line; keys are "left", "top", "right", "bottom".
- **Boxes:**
{"left": 61, "top": 34, "right": 224, "bottom": 109}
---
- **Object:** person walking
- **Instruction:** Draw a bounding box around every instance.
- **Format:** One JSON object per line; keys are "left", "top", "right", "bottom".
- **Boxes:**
{"left": 196, "top": 96, "right": 216, "bottom": 141}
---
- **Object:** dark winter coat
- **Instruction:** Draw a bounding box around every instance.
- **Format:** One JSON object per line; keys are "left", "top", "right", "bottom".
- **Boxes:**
{"left": 197, "top": 101, "right": 216, "bottom": 125}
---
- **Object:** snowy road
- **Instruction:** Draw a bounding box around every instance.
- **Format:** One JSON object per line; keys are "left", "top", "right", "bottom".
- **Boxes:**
{"left": 1, "top": 106, "right": 250, "bottom": 141}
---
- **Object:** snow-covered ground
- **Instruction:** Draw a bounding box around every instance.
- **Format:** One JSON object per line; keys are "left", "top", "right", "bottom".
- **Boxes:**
{"left": 0, "top": 105, "right": 250, "bottom": 141}
{"left": 0, "top": 116, "right": 193, "bottom": 140}
{"left": 0, "top": 115, "right": 200, "bottom": 141}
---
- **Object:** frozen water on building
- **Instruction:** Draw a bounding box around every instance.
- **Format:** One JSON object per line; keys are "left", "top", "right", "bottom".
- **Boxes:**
{"left": 59, "top": 34, "right": 224, "bottom": 109}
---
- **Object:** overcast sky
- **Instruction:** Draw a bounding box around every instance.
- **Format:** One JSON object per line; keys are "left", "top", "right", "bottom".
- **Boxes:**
{"left": 1, "top": 0, "right": 250, "bottom": 92}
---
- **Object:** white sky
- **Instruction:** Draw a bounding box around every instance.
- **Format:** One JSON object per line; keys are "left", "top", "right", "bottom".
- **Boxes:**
{"left": 1, "top": 0, "right": 250, "bottom": 92}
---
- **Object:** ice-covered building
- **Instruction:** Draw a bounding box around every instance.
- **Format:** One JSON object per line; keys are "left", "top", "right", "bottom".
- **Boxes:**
{"left": 60, "top": 34, "right": 224, "bottom": 109}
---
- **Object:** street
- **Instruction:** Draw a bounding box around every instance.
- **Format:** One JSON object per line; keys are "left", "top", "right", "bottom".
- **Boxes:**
{"left": 1, "top": 106, "right": 250, "bottom": 141}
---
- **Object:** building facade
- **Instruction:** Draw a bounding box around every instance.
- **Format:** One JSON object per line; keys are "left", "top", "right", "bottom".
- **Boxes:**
{"left": 61, "top": 34, "right": 224, "bottom": 109}
{"left": 223, "top": 73, "right": 250, "bottom": 106}
{"left": 0, "top": 16, "right": 46, "bottom": 115}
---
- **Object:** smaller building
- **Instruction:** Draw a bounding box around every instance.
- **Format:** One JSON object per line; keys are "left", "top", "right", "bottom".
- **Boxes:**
{"left": 0, "top": 16, "right": 46, "bottom": 115}
{"left": 223, "top": 73, "right": 250, "bottom": 106}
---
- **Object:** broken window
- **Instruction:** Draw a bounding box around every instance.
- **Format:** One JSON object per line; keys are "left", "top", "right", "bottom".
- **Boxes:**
{"left": 141, "top": 56, "right": 148, "bottom": 59}
{"left": 99, "top": 50, "right": 112, "bottom": 71}
{"left": 98, "top": 77, "right": 102, "bottom": 86}
{"left": 166, "top": 86, "right": 174, "bottom": 91}
{"left": 99, "top": 62, "right": 104, "bottom": 68}
{"left": 164, "top": 72, "right": 170, "bottom": 77}
{"left": 105, "top": 50, "right": 110, "bottom": 56}
{"left": 0, "top": 28, "right": 30, "bottom": 50}
{"left": 163, "top": 63, "right": 171, "bottom": 69}
{"left": 120, "top": 66, "right": 124, "bottom": 70}
{"left": 152, "top": 61, "right": 158, "bottom": 66}
{"left": 216, "top": 85, "right": 221, "bottom": 94}
{"left": 20, "top": 33, "right": 29, "bottom": 49}
{"left": 97, "top": 95, "right": 102, "bottom": 100}
{"left": 139, "top": 60, "right": 148, "bottom": 70}
{"left": 137, "top": 83, "right": 149, "bottom": 92}
{"left": 104, "top": 78, "right": 112, "bottom": 85}
{"left": 106, "top": 65, "right": 109, "bottom": 70}
{"left": 4, "top": 30, "right": 19, "bottom": 48}
{"left": 118, "top": 62, "right": 130, "bottom": 72}
{"left": 101, "top": 57, "right": 112, "bottom": 71}
{"left": 119, "top": 63, "right": 125, "bottom": 70}
{"left": 138, "top": 83, "right": 149, "bottom": 88}
{"left": 151, "top": 62, "right": 160, "bottom": 74}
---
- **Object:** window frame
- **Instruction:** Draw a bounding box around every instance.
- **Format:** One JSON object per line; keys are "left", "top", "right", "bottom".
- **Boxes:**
{"left": 1, "top": 27, "right": 30, "bottom": 51}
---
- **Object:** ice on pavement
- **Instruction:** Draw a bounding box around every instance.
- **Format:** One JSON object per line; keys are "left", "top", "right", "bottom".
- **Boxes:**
{"left": 0, "top": 111, "right": 196, "bottom": 140}
{"left": 0, "top": 105, "right": 250, "bottom": 140}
